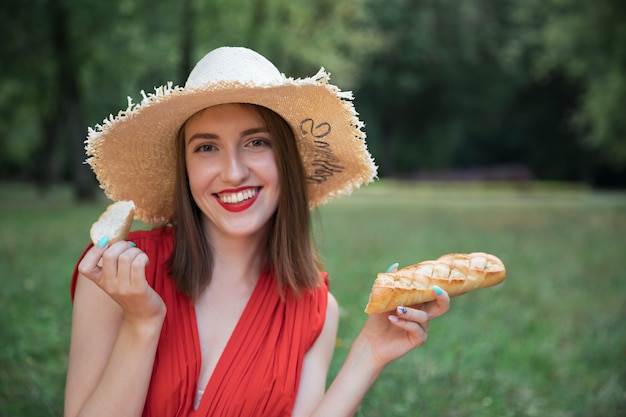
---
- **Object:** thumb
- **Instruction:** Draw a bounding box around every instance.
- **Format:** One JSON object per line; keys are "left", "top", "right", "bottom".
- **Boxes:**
{"left": 77, "top": 236, "right": 111, "bottom": 283}
{"left": 385, "top": 262, "right": 399, "bottom": 273}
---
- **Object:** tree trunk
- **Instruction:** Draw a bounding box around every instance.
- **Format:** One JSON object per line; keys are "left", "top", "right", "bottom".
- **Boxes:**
{"left": 33, "top": 112, "right": 59, "bottom": 193}
{"left": 380, "top": 116, "right": 398, "bottom": 177}
{"left": 49, "top": 0, "right": 96, "bottom": 201}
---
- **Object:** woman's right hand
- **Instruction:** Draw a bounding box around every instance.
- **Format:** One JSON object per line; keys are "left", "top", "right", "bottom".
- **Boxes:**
{"left": 66, "top": 238, "right": 166, "bottom": 417}
{"left": 77, "top": 238, "right": 166, "bottom": 325}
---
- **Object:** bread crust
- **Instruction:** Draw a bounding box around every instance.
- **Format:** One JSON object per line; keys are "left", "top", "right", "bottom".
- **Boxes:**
{"left": 364, "top": 252, "right": 506, "bottom": 314}
{"left": 90, "top": 201, "right": 136, "bottom": 245}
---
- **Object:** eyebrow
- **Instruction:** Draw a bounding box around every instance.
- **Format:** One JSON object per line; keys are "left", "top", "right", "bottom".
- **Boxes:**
{"left": 187, "top": 127, "right": 270, "bottom": 144}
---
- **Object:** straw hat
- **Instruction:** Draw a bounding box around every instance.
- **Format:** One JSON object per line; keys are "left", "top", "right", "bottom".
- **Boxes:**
{"left": 86, "top": 47, "right": 377, "bottom": 224}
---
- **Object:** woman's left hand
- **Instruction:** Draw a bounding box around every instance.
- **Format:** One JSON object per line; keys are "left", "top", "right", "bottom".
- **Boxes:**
{"left": 356, "top": 286, "right": 450, "bottom": 368}
{"left": 305, "top": 274, "right": 450, "bottom": 417}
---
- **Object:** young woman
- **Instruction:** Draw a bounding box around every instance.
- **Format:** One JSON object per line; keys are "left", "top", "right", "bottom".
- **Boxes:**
{"left": 65, "top": 47, "right": 450, "bottom": 417}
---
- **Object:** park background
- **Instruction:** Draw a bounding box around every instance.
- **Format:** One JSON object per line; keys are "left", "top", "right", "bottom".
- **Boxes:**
{"left": 1, "top": 0, "right": 625, "bottom": 416}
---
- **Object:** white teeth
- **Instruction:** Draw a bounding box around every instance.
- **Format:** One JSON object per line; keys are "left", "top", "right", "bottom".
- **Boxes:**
{"left": 219, "top": 189, "right": 257, "bottom": 204}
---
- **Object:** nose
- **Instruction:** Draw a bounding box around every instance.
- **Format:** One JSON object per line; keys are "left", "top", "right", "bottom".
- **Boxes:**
{"left": 220, "top": 147, "right": 249, "bottom": 184}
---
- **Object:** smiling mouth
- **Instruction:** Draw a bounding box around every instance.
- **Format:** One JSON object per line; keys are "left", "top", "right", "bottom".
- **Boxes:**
{"left": 216, "top": 188, "right": 259, "bottom": 204}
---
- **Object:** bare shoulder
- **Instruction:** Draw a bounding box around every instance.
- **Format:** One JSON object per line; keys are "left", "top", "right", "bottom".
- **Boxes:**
{"left": 316, "top": 291, "right": 339, "bottom": 352}
{"left": 291, "top": 292, "right": 340, "bottom": 417}
{"left": 326, "top": 292, "right": 339, "bottom": 325}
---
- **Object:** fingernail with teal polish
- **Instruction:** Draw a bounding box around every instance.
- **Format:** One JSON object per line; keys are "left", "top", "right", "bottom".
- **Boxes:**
{"left": 386, "top": 262, "right": 399, "bottom": 273}
{"left": 433, "top": 285, "right": 444, "bottom": 295}
{"left": 97, "top": 236, "right": 110, "bottom": 248}
{"left": 128, "top": 241, "right": 137, "bottom": 247}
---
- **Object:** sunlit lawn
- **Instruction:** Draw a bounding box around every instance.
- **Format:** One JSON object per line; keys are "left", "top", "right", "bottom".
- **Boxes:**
{"left": 1, "top": 181, "right": 625, "bottom": 416}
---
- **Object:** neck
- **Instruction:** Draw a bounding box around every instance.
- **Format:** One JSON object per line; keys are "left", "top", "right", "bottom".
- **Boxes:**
{"left": 206, "top": 226, "right": 269, "bottom": 288}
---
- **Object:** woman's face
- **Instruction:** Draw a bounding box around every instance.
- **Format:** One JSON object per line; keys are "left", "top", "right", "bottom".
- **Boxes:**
{"left": 184, "top": 104, "right": 280, "bottom": 240}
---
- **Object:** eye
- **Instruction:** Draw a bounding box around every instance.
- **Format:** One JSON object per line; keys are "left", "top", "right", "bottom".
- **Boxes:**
{"left": 195, "top": 143, "right": 216, "bottom": 153}
{"left": 247, "top": 138, "right": 271, "bottom": 149}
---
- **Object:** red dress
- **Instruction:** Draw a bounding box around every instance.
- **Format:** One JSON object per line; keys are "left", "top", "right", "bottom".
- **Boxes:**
{"left": 71, "top": 227, "right": 329, "bottom": 417}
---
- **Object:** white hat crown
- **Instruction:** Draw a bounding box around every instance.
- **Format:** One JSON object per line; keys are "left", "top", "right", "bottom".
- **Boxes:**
{"left": 185, "top": 47, "right": 284, "bottom": 88}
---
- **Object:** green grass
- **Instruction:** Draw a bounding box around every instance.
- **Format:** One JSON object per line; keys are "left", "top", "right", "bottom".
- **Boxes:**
{"left": 1, "top": 180, "right": 625, "bottom": 416}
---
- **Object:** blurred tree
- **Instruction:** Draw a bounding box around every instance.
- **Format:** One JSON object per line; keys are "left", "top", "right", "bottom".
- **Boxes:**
{"left": 1, "top": 0, "right": 624, "bottom": 189}
{"left": 356, "top": 0, "right": 624, "bottom": 185}
{"left": 515, "top": 0, "right": 626, "bottom": 168}
{"left": 0, "top": 0, "right": 56, "bottom": 185}
{"left": 49, "top": 0, "right": 94, "bottom": 200}
{"left": 356, "top": 0, "right": 530, "bottom": 176}
{"left": 191, "top": 0, "right": 383, "bottom": 89}
{"left": 0, "top": 0, "right": 182, "bottom": 198}
{"left": 0, "top": 0, "right": 383, "bottom": 197}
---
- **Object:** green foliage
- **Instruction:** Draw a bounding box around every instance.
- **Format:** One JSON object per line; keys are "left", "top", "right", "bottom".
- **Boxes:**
{"left": 1, "top": 0, "right": 625, "bottom": 186}
{"left": 514, "top": 0, "right": 626, "bottom": 167}
{"left": 357, "top": 0, "right": 626, "bottom": 180}
{"left": 356, "top": 0, "right": 534, "bottom": 174}
{"left": 0, "top": 0, "right": 55, "bottom": 177}
{"left": 190, "top": 0, "right": 383, "bottom": 89}
{"left": 0, "top": 0, "right": 382, "bottom": 183}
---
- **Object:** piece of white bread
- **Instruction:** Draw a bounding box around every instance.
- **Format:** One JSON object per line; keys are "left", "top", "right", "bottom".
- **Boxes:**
{"left": 90, "top": 200, "right": 136, "bottom": 245}
{"left": 364, "top": 252, "right": 506, "bottom": 314}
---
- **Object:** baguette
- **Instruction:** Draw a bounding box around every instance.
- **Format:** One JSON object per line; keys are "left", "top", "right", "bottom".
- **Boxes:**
{"left": 364, "top": 252, "right": 506, "bottom": 314}
{"left": 90, "top": 200, "right": 136, "bottom": 245}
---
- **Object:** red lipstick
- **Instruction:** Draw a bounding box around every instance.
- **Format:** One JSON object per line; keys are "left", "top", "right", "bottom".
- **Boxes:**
{"left": 215, "top": 187, "right": 260, "bottom": 213}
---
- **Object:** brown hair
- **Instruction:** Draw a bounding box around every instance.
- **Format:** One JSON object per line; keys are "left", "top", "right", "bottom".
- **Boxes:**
{"left": 168, "top": 104, "right": 322, "bottom": 299}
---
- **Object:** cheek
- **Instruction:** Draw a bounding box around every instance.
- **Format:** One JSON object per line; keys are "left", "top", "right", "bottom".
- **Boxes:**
{"left": 262, "top": 160, "right": 281, "bottom": 208}
{"left": 185, "top": 157, "right": 213, "bottom": 195}
{"left": 257, "top": 154, "right": 280, "bottom": 184}
{"left": 186, "top": 170, "right": 201, "bottom": 195}
{"left": 265, "top": 163, "right": 280, "bottom": 186}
